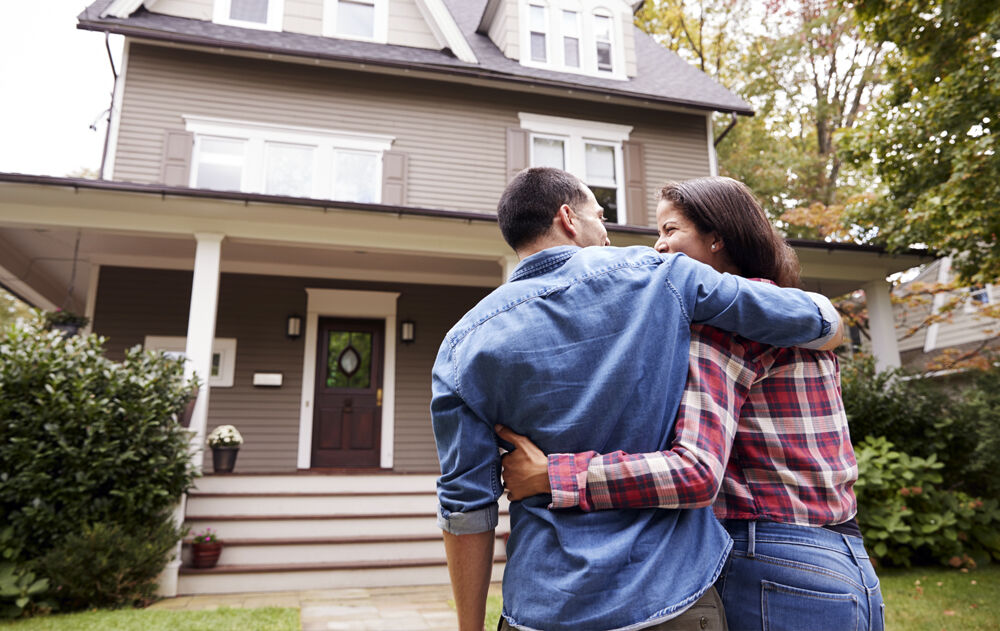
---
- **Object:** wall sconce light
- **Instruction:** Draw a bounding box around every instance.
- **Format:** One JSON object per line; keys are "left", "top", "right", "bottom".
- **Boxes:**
{"left": 400, "top": 320, "right": 416, "bottom": 344}
{"left": 286, "top": 315, "right": 302, "bottom": 339}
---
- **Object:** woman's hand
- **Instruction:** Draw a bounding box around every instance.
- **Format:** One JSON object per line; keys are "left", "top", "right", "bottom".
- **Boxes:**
{"left": 495, "top": 425, "right": 551, "bottom": 501}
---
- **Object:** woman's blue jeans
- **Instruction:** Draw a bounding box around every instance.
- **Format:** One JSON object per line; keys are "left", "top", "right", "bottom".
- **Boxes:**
{"left": 716, "top": 520, "right": 885, "bottom": 631}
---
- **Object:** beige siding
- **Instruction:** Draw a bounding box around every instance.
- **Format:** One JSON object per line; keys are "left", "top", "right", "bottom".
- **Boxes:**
{"left": 284, "top": 0, "right": 323, "bottom": 36}
{"left": 149, "top": 0, "right": 213, "bottom": 20}
{"left": 388, "top": 0, "right": 440, "bottom": 49}
{"left": 893, "top": 296, "right": 931, "bottom": 352}
{"left": 115, "top": 44, "right": 712, "bottom": 223}
{"left": 622, "top": 10, "right": 637, "bottom": 77}
{"left": 94, "top": 266, "right": 489, "bottom": 473}
{"left": 487, "top": 0, "right": 519, "bottom": 59}
{"left": 930, "top": 299, "right": 999, "bottom": 349}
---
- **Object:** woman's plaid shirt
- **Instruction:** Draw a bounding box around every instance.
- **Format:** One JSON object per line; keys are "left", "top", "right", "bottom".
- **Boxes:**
{"left": 548, "top": 324, "right": 858, "bottom": 526}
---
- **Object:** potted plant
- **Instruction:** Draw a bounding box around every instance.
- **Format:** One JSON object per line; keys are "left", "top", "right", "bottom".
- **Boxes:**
{"left": 189, "top": 527, "right": 223, "bottom": 569}
{"left": 42, "top": 309, "right": 90, "bottom": 337}
{"left": 207, "top": 424, "right": 243, "bottom": 474}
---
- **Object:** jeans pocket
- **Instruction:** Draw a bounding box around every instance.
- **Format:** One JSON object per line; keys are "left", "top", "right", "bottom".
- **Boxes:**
{"left": 761, "top": 579, "right": 858, "bottom": 631}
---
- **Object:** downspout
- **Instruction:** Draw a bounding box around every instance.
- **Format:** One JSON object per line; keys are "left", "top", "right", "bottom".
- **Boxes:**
{"left": 99, "top": 33, "right": 119, "bottom": 180}
{"left": 713, "top": 112, "right": 739, "bottom": 147}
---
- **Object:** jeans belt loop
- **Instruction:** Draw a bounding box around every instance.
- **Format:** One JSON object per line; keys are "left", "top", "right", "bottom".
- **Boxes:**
{"left": 747, "top": 520, "right": 756, "bottom": 559}
{"left": 842, "top": 533, "right": 874, "bottom": 590}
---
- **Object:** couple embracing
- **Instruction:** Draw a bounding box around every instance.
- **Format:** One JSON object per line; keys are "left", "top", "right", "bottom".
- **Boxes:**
{"left": 432, "top": 167, "right": 883, "bottom": 631}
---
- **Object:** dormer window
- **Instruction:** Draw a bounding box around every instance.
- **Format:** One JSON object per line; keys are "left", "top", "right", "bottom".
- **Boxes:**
{"left": 529, "top": 4, "right": 548, "bottom": 62}
{"left": 324, "top": 0, "right": 388, "bottom": 42}
{"left": 562, "top": 10, "right": 581, "bottom": 68}
{"left": 593, "top": 12, "right": 613, "bottom": 72}
{"left": 213, "top": 0, "right": 284, "bottom": 31}
{"left": 518, "top": 1, "right": 625, "bottom": 78}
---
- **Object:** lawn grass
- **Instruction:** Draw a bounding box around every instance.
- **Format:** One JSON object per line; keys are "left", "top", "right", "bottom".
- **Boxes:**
{"left": 880, "top": 564, "right": 1000, "bottom": 631}
{"left": 483, "top": 565, "right": 1000, "bottom": 631}
{"left": 0, "top": 606, "right": 299, "bottom": 630}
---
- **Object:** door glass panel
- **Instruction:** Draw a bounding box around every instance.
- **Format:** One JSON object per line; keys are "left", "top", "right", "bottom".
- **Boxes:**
{"left": 326, "top": 330, "right": 372, "bottom": 388}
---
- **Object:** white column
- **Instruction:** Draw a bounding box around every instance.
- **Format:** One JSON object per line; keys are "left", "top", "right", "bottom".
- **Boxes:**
{"left": 157, "top": 232, "right": 223, "bottom": 598}
{"left": 865, "top": 279, "right": 902, "bottom": 372}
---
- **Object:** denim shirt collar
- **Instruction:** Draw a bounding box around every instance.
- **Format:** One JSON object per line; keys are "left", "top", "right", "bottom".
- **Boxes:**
{"left": 508, "top": 245, "right": 581, "bottom": 283}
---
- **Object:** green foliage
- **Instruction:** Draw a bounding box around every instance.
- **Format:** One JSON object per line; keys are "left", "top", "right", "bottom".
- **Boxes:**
{"left": 0, "top": 291, "right": 34, "bottom": 335}
{"left": 854, "top": 436, "right": 1000, "bottom": 568}
{"left": 0, "top": 530, "right": 51, "bottom": 620}
{"left": 36, "top": 521, "right": 181, "bottom": 610}
{"left": 0, "top": 321, "right": 198, "bottom": 610}
{"left": 842, "top": 0, "right": 1000, "bottom": 284}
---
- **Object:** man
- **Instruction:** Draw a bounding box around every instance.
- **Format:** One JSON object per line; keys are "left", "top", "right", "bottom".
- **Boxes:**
{"left": 432, "top": 168, "right": 841, "bottom": 631}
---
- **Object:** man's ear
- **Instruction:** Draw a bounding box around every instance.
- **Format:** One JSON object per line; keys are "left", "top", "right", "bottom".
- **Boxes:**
{"left": 556, "top": 204, "right": 578, "bottom": 238}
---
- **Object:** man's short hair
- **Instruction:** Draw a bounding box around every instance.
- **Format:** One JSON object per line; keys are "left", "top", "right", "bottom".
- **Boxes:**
{"left": 497, "top": 167, "right": 589, "bottom": 250}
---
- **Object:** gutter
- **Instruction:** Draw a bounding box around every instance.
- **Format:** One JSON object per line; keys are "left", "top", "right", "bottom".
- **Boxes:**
{"left": 99, "top": 33, "right": 119, "bottom": 179}
{"left": 75, "top": 19, "right": 755, "bottom": 117}
{"left": 713, "top": 112, "right": 738, "bottom": 147}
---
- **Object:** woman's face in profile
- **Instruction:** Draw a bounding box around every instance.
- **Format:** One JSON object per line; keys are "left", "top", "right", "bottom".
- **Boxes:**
{"left": 653, "top": 200, "right": 720, "bottom": 271}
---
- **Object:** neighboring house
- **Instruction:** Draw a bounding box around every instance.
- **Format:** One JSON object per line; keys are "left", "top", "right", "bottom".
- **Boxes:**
{"left": 893, "top": 256, "right": 1000, "bottom": 372}
{"left": 0, "top": 0, "right": 928, "bottom": 595}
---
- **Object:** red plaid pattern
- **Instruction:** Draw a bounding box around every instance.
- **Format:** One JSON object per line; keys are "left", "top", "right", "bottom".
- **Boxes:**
{"left": 548, "top": 324, "right": 858, "bottom": 526}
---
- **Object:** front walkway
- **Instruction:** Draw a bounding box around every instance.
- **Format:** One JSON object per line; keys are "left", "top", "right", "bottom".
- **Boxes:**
{"left": 148, "top": 583, "right": 503, "bottom": 630}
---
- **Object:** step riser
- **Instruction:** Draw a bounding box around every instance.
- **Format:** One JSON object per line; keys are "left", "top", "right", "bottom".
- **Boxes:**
{"left": 177, "top": 563, "right": 506, "bottom": 595}
{"left": 182, "top": 515, "right": 512, "bottom": 540}
{"left": 186, "top": 494, "right": 438, "bottom": 517}
{"left": 192, "top": 475, "right": 439, "bottom": 495}
{"left": 182, "top": 538, "right": 507, "bottom": 566}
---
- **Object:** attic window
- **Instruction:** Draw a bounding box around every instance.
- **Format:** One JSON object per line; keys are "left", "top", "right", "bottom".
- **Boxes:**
{"left": 562, "top": 10, "right": 581, "bottom": 68}
{"left": 324, "top": 0, "right": 388, "bottom": 42}
{"left": 529, "top": 4, "right": 548, "bottom": 62}
{"left": 518, "top": 1, "right": 623, "bottom": 78}
{"left": 594, "top": 12, "right": 613, "bottom": 72}
{"left": 213, "top": 0, "right": 284, "bottom": 30}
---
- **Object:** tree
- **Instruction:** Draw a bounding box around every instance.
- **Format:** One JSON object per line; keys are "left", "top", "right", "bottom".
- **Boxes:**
{"left": 841, "top": 0, "right": 1000, "bottom": 284}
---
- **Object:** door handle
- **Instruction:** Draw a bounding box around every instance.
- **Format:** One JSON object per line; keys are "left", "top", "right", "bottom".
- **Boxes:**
{"left": 376, "top": 388, "right": 383, "bottom": 407}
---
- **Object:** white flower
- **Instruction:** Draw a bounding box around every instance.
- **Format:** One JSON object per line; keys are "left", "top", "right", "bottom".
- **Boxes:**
{"left": 207, "top": 424, "right": 243, "bottom": 448}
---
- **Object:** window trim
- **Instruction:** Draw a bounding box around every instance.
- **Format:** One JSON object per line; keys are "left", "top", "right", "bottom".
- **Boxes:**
{"left": 592, "top": 9, "right": 614, "bottom": 73}
{"left": 323, "top": 0, "right": 389, "bottom": 43}
{"left": 964, "top": 285, "right": 994, "bottom": 314}
{"left": 183, "top": 116, "right": 394, "bottom": 203}
{"left": 213, "top": 0, "right": 285, "bottom": 31}
{"left": 519, "top": 112, "right": 631, "bottom": 224}
{"left": 145, "top": 336, "right": 237, "bottom": 388}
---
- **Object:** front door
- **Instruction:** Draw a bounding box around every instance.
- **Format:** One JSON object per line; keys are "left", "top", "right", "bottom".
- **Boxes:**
{"left": 312, "top": 318, "right": 383, "bottom": 467}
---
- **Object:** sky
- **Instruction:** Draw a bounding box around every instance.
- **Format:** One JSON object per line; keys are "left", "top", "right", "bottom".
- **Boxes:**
{"left": 0, "top": 1, "right": 123, "bottom": 178}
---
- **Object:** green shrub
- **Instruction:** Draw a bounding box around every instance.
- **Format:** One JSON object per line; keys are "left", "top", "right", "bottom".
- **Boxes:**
{"left": 0, "top": 528, "right": 51, "bottom": 619}
{"left": 854, "top": 436, "right": 1000, "bottom": 568}
{"left": 0, "top": 321, "right": 197, "bottom": 610}
{"left": 37, "top": 521, "right": 181, "bottom": 610}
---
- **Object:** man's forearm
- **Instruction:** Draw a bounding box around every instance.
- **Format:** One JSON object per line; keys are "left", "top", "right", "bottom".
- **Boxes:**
{"left": 443, "top": 529, "right": 495, "bottom": 631}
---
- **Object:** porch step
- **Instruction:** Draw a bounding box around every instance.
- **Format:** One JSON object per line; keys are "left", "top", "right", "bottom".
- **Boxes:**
{"left": 177, "top": 557, "right": 507, "bottom": 595}
{"left": 191, "top": 474, "right": 439, "bottom": 495}
{"left": 181, "top": 533, "right": 507, "bottom": 565}
{"left": 185, "top": 491, "right": 439, "bottom": 518}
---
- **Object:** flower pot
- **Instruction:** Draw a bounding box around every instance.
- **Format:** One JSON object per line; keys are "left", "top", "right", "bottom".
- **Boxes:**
{"left": 191, "top": 541, "right": 223, "bottom": 569}
{"left": 212, "top": 446, "right": 239, "bottom": 473}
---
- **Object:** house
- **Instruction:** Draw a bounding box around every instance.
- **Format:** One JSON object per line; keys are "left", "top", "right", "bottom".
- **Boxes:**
{"left": 0, "top": 0, "right": 928, "bottom": 595}
{"left": 893, "top": 256, "right": 999, "bottom": 372}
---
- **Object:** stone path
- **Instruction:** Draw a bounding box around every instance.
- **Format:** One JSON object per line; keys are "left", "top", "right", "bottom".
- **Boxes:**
{"left": 148, "top": 583, "right": 503, "bottom": 630}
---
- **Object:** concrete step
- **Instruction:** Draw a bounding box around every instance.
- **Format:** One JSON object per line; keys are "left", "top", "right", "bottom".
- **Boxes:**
{"left": 181, "top": 534, "right": 507, "bottom": 566}
{"left": 183, "top": 513, "right": 512, "bottom": 540}
{"left": 191, "top": 474, "right": 439, "bottom": 495}
{"left": 185, "top": 492, "right": 439, "bottom": 518}
{"left": 177, "top": 557, "right": 507, "bottom": 594}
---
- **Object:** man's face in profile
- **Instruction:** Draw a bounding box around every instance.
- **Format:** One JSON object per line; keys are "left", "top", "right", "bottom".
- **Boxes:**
{"left": 572, "top": 185, "right": 611, "bottom": 248}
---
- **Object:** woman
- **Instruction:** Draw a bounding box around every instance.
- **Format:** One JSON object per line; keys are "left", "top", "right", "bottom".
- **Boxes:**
{"left": 498, "top": 177, "right": 884, "bottom": 631}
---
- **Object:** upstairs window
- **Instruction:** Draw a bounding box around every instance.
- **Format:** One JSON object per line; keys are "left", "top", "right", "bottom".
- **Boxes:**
{"left": 324, "top": 0, "right": 388, "bottom": 42}
{"left": 593, "top": 12, "right": 613, "bottom": 72}
{"left": 965, "top": 286, "right": 994, "bottom": 313}
{"left": 214, "top": 0, "right": 284, "bottom": 30}
{"left": 562, "top": 10, "right": 580, "bottom": 68}
{"left": 520, "top": 113, "right": 631, "bottom": 224}
{"left": 529, "top": 4, "right": 548, "bottom": 62}
{"left": 185, "top": 117, "right": 393, "bottom": 204}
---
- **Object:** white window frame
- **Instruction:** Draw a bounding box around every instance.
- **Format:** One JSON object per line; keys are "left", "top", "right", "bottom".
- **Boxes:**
{"left": 184, "top": 116, "right": 394, "bottom": 203}
{"left": 323, "top": 0, "right": 389, "bottom": 43}
{"left": 213, "top": 0, "right": 284, "bottom": 31}
{"left": 519, "top": 112, "right": 632, "bottom": 224}
{"left": 592, "top": 9, "right": 614, "bottom": 73}
{"left": 964, "top": 285, "right": 994, "bottom": 314}
{"left": 518, "top": 0, "right": 627, "bottom": 80}
{"left": 145, "top": 336, "right": 238, "bottom": 388}
{"left": 528, "top": 2, "right": 550, "bottom": 63}
{"left": 561, "top": 9, "right": 581, "bottom": 69}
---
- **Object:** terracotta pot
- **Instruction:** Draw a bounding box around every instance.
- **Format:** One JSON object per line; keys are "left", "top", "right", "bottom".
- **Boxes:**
{"left": 212, "top": 446, "right": 239, "bottom": 473}
{"left": 191, "top": 541, "right": 223, "bottom": 568}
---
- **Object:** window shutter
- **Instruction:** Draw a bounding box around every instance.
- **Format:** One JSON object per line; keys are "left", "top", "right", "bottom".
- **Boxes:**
{"left": 622, "top": 140, "right": 646, "bottom": 226}
{"left": 160, "top": 130, "right": 194, "bottom": 187}
{"left": 381, "top": 151, "right": 408, "bottom": 206}
{"left": 506, "top": 127, "right": 530, "bottom": 180}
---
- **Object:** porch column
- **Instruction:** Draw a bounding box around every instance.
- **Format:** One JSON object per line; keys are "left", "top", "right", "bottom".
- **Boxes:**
{"left": 499, "top": 254, "right": 519, "bottom": 284}
{"left": 157, "top": 232, "right": 223, "bottom": 598}
{"left": 865, "top": 279, "right": 902, "bottom": 372}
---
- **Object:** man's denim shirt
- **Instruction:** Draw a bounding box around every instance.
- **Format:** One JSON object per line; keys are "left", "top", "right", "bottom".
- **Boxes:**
{"left": 432, "top": 246, "right": 837, "bottom": 631}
